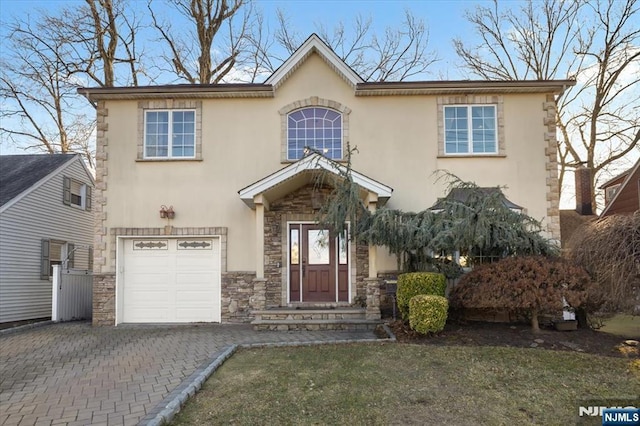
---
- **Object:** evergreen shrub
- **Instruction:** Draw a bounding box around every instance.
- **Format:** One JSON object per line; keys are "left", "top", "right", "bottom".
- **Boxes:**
{"left": 409, "top": 295, "right": 449, "bottom": 334}
{"left": 397, "top": 272, "right": 446, "bottom": 320}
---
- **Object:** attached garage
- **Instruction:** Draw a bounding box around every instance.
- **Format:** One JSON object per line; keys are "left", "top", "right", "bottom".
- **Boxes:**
{"left": 119, "top": 238, "right": 221, "bottom": 324}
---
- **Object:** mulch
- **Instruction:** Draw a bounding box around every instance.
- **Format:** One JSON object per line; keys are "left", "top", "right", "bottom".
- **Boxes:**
{"left": 385, "top": 319, "right": 639, "bottom": 358}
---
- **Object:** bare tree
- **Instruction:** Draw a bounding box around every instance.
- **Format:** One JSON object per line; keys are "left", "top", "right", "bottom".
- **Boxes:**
{"left": 0, "top": 0, "right": 144, "bottom": 166}
{"left": 0, "top": 15, "right": 96, "bottom": 166}
{"left": 148, "top": 0, "right": 253, "bottom": 84}
{"left": 454, "top": 0, "right": 640, "bottom": 210}
{"left": 453, "top": 0, "right": 582, "bottom": 80}
{"left": 272, "top": 9, "right": 439, "bottom": 81}
{"left": 43, "top": 0, "right": 146, "bottom": 88}
{"left": 567, "top": 0, "right": 640, "bottom": 203}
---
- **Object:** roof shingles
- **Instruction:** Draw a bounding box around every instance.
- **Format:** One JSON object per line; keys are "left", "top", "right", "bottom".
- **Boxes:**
{"left": 0, "top": 154, "right": 76, "bottom": 207}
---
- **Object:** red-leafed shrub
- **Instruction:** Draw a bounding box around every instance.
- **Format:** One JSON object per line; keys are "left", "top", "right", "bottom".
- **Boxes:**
{"left": 449, "top": 256, "right": 593, "bottom": 332}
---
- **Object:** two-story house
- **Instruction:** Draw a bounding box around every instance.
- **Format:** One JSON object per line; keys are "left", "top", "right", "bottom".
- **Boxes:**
{"left": 80, "top": 34, "right": 573, "bottom": 327}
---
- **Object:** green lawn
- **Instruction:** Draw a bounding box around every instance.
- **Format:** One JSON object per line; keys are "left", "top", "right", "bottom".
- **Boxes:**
{"left": 171, "top": 343, "right": 639, "bottom": 425}
{"left": 599, "top": 314, "right": 640, "bottom": 339}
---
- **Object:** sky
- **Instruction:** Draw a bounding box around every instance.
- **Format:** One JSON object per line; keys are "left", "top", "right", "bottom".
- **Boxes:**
{"left": 0, "top": 0, "right": 484, "bottom": 80}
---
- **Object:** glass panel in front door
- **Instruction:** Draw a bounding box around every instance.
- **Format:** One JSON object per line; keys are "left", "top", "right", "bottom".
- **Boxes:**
{"left": 307, "top": 229, "right": 330, "bottom": 265}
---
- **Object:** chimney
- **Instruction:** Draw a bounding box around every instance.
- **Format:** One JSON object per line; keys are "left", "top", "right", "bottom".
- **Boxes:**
{"left": 575, "top": 166, "right": 593, "bottom": 215}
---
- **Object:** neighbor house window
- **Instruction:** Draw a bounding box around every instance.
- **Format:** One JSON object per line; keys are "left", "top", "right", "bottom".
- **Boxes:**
{"left": 444, "top": 105, "right": 497, "bottom": 155}
{"left": 144, "top": 110, "right": 195, "bottom": 159}
{"left": 287, "top": 107, "right": 342, "bottom": 160}
{"left": 63, "top": 176, "right": 91, "bottom": 211}
{"left": 41, "top": 239, "right": 71, "bottom": 279}
{"left": 605, "top": 184, "right": 621, "bottom": 204}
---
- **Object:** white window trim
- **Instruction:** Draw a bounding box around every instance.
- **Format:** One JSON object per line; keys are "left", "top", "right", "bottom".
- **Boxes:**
{"left": 443, "top": 104, "right": 499, "bottom": 155}
{"left": 143, "top": 109, "right": 196, "bottom": 160}
{"left": 286, "top": 107, "right": 344, "bottom": 161}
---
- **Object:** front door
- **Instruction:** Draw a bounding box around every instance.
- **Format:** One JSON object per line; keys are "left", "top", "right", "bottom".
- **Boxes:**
{"left": 289, "top": 224, "right": 349, "bottom": 303}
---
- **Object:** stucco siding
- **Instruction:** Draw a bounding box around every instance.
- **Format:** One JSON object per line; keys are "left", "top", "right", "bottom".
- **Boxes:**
{"left": 98, "top": 52, "right": 557, "bottom": 276}
{"left": 0, "top": 158, "right": 94, "bottom": 323}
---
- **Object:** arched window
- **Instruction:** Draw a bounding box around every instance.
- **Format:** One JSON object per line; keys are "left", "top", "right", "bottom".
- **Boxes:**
{"left": 287, "top": 107, "right": 342, "bottom": 160}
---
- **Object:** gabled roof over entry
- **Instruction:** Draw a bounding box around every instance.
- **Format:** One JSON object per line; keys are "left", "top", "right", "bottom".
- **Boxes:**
{"left": 265, "top": 34, "right": 364, "bottom": 90}
{"left": 238, "top": 153, "right": 393, "bottom": 208}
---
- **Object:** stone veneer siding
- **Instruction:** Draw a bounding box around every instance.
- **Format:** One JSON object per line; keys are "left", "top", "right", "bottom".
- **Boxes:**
{"left": 354, "top": 243, "right": 369, "bottom": 301}
{"left": 543, "top": 94, "right": 561, "bottom": 242}
{"left": 93, "top": 274, "right": 116, "bottom": 326}
{"left": 221, "top": 272, "right": 258, "bottom": 323}
{"left": 264, "top": 184, "right": 367, "bottom": 307}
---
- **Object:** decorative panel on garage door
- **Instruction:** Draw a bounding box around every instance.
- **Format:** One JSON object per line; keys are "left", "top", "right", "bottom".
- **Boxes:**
{"left": 132, "top": 240, "right": 168, "bottom": 250}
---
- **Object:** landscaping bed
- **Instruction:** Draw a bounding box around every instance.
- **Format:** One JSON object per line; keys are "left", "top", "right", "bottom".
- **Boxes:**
{"left": 387, "top": 319, "right": 639, "bottom": 358}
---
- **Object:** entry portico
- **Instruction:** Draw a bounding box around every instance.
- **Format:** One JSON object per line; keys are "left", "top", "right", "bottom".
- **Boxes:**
{"left": 238, "top": 153, "right": 393, "bottom": 310}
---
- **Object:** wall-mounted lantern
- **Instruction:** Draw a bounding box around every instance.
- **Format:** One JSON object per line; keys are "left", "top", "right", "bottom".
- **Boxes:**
{"left": 159, "top": 205, "right": 175, "bottom": 219}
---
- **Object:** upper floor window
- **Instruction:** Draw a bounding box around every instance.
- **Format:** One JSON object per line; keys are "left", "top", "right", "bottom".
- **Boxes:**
{"left": 444, "top": 105, "right": 497, "bottom": 155}
{"left": 63, "top": 176, "right": 91, "bottom": 211}
{"left": 287, "top": 107, "right": 342, "bottom": 160}
{"left": 144, "top": 110, "right": 195, "bottom": 159}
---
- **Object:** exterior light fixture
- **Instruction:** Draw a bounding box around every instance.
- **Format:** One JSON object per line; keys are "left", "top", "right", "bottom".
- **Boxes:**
{"left": 159, "top": 205, "right": 175, "bottom": 219}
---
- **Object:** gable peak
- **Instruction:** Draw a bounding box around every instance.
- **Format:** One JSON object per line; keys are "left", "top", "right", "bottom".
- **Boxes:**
{"left": 265, "top": 33, "right": 364, "bottom": 89}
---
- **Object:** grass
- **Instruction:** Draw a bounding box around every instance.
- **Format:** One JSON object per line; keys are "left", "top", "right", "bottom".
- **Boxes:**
{"left": 599, "top": 314, "right": 640, "bottom": 339}
{"left": 171, "top": 343, "right": 639, "bottom": 425}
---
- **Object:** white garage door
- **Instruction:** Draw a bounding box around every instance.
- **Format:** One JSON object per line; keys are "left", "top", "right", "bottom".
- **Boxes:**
{"left": 122, "top": 238, "right": 221, "bottom": 323}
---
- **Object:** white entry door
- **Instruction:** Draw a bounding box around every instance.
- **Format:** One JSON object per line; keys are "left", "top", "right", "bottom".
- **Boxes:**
{"left": 122, "top": 238, "right": 221, "bottom": 323}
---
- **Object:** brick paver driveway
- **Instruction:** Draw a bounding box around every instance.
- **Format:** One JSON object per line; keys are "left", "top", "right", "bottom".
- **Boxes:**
{"left": 0, "top": 322, "right": 378, "bottom": 426}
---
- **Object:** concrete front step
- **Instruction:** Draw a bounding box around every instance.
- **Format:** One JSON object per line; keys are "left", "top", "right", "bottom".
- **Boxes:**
{"left": 252, "top": 319, "right": 380, "bottom": 331}
{"left": 252, "top": 308, "right": 367, "bottom": 321}
{"left": 251, "top": 308, "right": 378, "bottom": 331}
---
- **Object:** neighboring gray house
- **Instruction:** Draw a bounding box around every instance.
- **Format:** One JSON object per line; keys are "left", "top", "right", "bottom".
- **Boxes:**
{"left": 0, "top": 154, "right": 94, "bottom": 323}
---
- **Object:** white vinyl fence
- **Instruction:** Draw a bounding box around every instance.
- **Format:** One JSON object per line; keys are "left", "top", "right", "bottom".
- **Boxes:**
{"left": 52, "top": 265, "right": 92, "bottom": 322}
